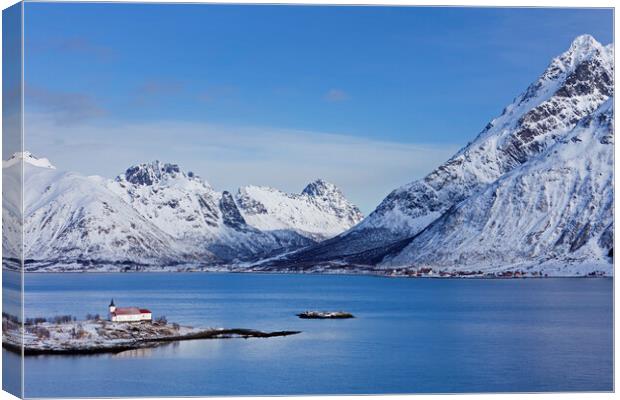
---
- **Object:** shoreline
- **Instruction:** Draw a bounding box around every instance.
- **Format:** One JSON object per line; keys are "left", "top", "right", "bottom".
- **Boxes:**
{"left": 2, "top": 323, "right": 300, "bottom": 356}
{"left": 3, "top": 268, "right": 613, "bottom": 279}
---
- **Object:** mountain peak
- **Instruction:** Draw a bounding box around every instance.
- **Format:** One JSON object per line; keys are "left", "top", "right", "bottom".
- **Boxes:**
{"left": 236, "top": 179, "right": 363, "bottom": 241}
{"left": 120, "top": 160, "right": 191, "bottom": 186}
{"left": 569, "top": 34, "right": 601, "bottom": 51}
{"left": 3, "top": 151, "right": 56, "bottom": 169}
{"left": 480, "top": 33, "right": 613, "bottom": 139}
{"left": 302, "top": 179, "right": 341, "bottom": 197}
{"left": 546, "top": 34, "right": 612, "bottom": 77}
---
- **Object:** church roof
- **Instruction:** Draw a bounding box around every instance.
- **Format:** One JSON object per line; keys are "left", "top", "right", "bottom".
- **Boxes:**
{"left": 112, "top": 307, "right": 151, "bottom": 315}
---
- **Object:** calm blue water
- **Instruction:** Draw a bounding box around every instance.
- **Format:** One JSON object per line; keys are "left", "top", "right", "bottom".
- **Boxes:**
{"left": 2, "top": 272, "right": 613, "bottom": 397}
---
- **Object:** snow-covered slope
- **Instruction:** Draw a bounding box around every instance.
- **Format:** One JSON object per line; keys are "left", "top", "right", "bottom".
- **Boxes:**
{"left": 382, "top": 99, "right": 614, "bottom": 276}
{"left": 3, "top": 153, "right": 200, "bottom": 271}
{"left": 107, "top": 162, "right": 221, "bottom": 242}
{"left": 278, "top": 34, "right": 614, "bottom": 268}
{"left": 235, "top": 179, "right": 363, "bottom": 241}
{"left": 2, "top": 153, "right": 24, "bottom": 264}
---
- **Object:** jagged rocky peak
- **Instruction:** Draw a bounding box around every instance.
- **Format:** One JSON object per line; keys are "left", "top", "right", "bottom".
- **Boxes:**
{"left": 118, "top": 160, "right": 199, "bottom": 186}
{"left": 302, "top": 179, "right": 343, "bottom": 198}
{"left": 494, "top": 35, "right": 613, "bottom": 169}
{"left": 513, "top": 35, "right": 612, "bottom": 108}
{"left": 3, "top": 151, "right": 56, "bottom": 169}
{"left": 554, "top": 37, "right": 613, "bottom": 97}
{"left": 538, "top": 35, "right": 610, "bottom": 84}
{"left": 562, "top": 34, "right": 611, "bottom": 65}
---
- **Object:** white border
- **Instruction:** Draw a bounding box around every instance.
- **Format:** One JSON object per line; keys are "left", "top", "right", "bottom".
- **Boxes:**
{"left": 0, "top": 1, "right": 616, "bottom": 400}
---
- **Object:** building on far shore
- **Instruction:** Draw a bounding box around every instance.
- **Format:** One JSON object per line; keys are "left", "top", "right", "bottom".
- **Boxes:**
{"left": 108, "top": 299, "right": 152, "bottom": 322}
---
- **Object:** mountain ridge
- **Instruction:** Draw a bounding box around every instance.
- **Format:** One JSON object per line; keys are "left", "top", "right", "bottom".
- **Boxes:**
{"left": 236, "top": 179, "right": 363, "bottom": 241}
{"left": 3, "top": 155, "right": 362, "bottom": 271}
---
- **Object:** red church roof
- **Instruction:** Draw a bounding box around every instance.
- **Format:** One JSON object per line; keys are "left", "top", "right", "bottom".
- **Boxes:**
{"left": 112, "top": 307, "right": 151, "bottom": 315}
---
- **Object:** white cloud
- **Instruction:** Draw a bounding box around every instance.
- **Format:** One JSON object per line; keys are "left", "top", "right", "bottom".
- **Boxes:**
{"left": 24, "top": 113, "right": 459, "bottom": 214}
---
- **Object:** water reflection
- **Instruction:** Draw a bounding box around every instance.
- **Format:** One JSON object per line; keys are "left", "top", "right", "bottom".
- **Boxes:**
{"left": 113, "top": 347, "right": 155, "bottom": 358}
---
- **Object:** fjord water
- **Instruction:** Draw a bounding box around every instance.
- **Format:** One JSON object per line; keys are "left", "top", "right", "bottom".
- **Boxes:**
{"left": 4, "top": 272, "right": 612, "bottom": 396}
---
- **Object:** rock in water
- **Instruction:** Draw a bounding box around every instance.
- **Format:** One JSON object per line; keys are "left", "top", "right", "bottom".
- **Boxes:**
{"left": 297, "top": 311, "right": 355, "bottom": 319}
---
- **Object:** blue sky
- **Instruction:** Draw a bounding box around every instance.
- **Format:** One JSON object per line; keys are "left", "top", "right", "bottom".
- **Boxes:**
{"left": 22, "top": 4, "right": 613, "bottom": 213}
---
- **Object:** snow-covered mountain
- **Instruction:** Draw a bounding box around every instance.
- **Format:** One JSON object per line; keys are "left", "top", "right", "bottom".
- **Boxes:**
{"left": 272, "top": 34, "right": 614, "bottom": 276}
{"left": 106, "top": 161, "right": 314, "bottom": 262}
{"left": 3, "top": 154, "right": 361, "bottom": 270}
{"left": 382, "top": 99, "right": 614, "bottom": 276}
{"left": 3, "top": 153, "right": 200, "bottom": 271}
{"left": 235, "top": 179, "right": 363, "bottom": 241}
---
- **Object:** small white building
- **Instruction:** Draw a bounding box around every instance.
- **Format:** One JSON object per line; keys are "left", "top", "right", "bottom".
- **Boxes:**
{"left": 108, "top": 299, "right": 152, "bottom": 323}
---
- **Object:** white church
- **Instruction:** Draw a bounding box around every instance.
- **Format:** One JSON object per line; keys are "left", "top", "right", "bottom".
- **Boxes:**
{"left": 108, "top": 299, "right": 152, "bottom": 323}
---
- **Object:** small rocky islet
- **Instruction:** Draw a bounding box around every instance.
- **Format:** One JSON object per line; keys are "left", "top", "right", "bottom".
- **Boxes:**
{"left": 297, "top": 311, "right": 354, "bottom": 319}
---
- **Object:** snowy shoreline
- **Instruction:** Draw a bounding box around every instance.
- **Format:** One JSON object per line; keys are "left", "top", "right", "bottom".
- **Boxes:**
{"left": 4, "top": 262, "right": 612, "bottom": 278}
{"left": 3, "top": 269, "right": 613, "bottom": 279}
{"left": 2, "top": 318, "right": 300, "bottom": 356}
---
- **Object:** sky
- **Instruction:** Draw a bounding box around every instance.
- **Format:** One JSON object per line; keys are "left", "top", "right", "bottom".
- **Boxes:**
{"left": 20, "top": 4, "right": 613, "bottom": 214}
